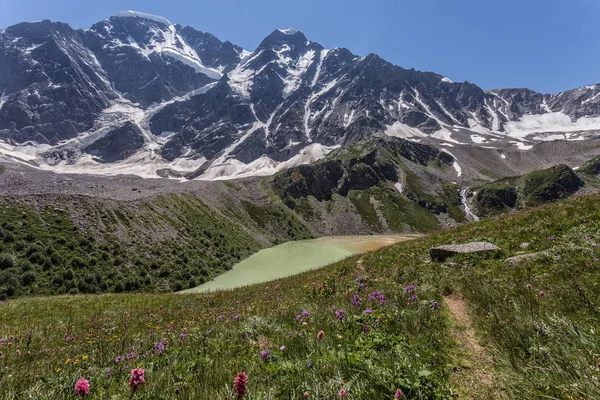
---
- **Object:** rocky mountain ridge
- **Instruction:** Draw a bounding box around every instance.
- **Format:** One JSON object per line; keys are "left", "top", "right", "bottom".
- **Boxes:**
{"left": 1, "top": 11, "right": 599, "bottom": 181}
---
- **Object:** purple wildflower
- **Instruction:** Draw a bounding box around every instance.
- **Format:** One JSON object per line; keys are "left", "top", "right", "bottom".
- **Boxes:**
{"left": 154, "top": 338, "right": 167, "bottom": 355}
{"left": 335, "top": 309, "right": 346, "bottom": 320}
{"left": 351, "top": 294, "right": 362, "bottom": 308}
{"left": 368, "top": 290, "right": 387, "bottom": 305}
{"left": 260, "top": 349, "right": 270, "bottom": 362}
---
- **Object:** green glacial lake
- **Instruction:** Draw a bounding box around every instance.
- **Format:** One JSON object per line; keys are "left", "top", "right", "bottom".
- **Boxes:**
{"left": 184, "top": 235, "right": 418, "bottom": 293}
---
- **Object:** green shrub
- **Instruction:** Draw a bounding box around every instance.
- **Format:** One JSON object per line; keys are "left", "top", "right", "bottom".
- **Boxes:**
{"left": 0, "top": 254, "right": 14, "bottom": 270}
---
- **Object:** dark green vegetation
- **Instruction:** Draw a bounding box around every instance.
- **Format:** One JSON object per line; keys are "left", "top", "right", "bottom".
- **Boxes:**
{"left": 2, "top": 187, "right": 600, "bottom": 398}
{"left": 348, "top": 186, "right": 441, "bottom": 232}
{"left": 272, "top": 137, "right": 463, "bottom": 232}
{"left": 241, "top": 200, "right": 312, "bottom": 242}
{"left": 0, "top": 193, "right": 311, "bottom": 299}
{"left": 473, "top": 164, "right": 584, "bottom": 216}
{"left": 578, "top": 154, "right": 600, "bottom": 175}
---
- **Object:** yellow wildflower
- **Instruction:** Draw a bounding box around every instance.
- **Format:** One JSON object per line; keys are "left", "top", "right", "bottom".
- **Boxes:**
{"left": 56, "top": 368, "right": 62, "bottom": 373}
{"left": 65, "top": 358, "right": 70, "bottom": 365}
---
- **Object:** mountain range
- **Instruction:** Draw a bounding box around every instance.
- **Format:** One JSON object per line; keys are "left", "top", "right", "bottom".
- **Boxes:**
{"left": 1, "top": 10, "right": 600, "bottom": 181}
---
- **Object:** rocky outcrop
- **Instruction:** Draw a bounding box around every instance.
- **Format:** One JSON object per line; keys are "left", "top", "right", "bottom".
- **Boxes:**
{"left": 83, "top": 122, "right": 145, "bottom": 163}
{"left": 430, "top": 242, "right": 501, "bottom": 261}
{"left": 578, "top": 155, "right": 600, "bottom": 175}
{"left": 273, "top": 137, "right": 453, "bottom": 204}
{"left": 473, "top": 183, "right": 518, "bottom": 216}
{"left": 518, "top": 164, "right": 583, "bottom": 207}
{"left": 474, "top": 164, "right": 584, "bottom": 215}
{"left": 504, "top": 251, "right": 549, "bottom": 268}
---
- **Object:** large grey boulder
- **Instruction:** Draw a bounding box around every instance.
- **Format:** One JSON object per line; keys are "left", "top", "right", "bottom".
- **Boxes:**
{"left": 430, "top": 242, "right": 501, "bottom": 261}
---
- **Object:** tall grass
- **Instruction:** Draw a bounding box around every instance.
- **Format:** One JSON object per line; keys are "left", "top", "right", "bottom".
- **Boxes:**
{"left": 2, "top": 192, "right": 600, "bottom": 398}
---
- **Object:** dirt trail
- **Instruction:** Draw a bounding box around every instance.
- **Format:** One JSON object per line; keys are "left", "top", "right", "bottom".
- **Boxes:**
{"left": 445, "top": 293, "right": 501, "bottom": 399}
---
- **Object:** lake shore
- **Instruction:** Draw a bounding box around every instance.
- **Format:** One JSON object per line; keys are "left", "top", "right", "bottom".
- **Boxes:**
{"left": 183, "top": 234, "right": 420, "bottom": 293}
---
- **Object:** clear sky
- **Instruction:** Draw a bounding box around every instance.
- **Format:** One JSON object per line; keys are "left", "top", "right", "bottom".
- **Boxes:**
{"left": 1, "top": 0, "right": 599, "bottom": 94}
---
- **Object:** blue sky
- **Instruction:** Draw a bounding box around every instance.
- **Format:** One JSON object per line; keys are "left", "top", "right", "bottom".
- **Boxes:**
{"left": 2, "top": 0, "right": 599, "bottom": 94}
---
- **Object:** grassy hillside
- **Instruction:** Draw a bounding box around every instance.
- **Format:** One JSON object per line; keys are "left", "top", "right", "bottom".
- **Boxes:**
{"left": 2, "top": 190, "right": 600, "bottom": 398}
{"left": 472, "top": 164, "right": 584, "bottom": 216}
{"left": 0, "top": 192, "right": 311, "bottom": 299}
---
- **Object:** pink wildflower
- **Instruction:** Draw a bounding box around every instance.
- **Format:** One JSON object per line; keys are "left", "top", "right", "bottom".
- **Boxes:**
{"left": 74, "top": 377, "right": 90, "bottom": 397}
{"left": 234, "top": 371, "right": 248, "bottom": 399}
{"left": 339, "top": 388, "right": 347, "bottom": 398}
{"left": 394, "top": 388, "right": 404, "bottom": 398}
{"left": 317, "top": 331, "right": 324, "bottom": 341}
{"left": 280, "top": 345, "right": 286, "bottom": 351}
{"left": 526, "top": 283, "right": 532, "bottom": 290}
{"left": 304, "top": 392, "right": 309, "bottom": 398}
{"left": 129, "top": 368, "right": 145, "bottom": 391}
{"left": 540, "top": 291, "right": 545, "bottom": 297}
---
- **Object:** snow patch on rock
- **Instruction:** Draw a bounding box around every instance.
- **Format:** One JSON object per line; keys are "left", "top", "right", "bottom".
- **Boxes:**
{"left": 384, "top": 121, "right": 427, "bottom": 140}
{"left": 113, "top": 11, "right": 172, "bottom": 26}
{"left": 282, "top": 50, "right": 315, "bottom": 97}
{"left": 441, "top": 149, "right": 462, "bottom": 177}
{"left": 199, "top": 143, "right": 339, "bottom": 181}
{"left": 277, "top": 28, "right": 299, "bottom": 35}
{"left": 0, "top": 90, "right": 8, "bottom": 111}
{"left": 503, "top": 112, "right": 600, "bottom": 138}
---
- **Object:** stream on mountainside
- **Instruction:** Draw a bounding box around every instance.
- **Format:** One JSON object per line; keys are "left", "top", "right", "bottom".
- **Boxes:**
{"left": 182, "top": 235, "right": 420, "bottom": 293}
{"left": 460, "top": 188, "right": 480, "bottom": 222}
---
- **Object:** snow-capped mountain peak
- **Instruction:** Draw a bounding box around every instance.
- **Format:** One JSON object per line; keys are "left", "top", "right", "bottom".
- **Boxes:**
{"left": 113, "top": 10, "right": 172, "bottom": 27}
{"left": 1, "top": 11, "right": 600, "bottom": 182}
{"left": 277, "top": 28, "right": 299, "bottom": 35}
